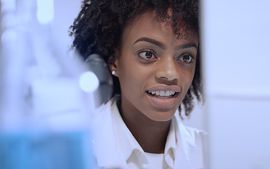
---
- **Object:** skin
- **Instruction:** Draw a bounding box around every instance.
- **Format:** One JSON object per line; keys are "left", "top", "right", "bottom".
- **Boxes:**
{"left": 111, "top": 10, "right": 198, "bottom": 153}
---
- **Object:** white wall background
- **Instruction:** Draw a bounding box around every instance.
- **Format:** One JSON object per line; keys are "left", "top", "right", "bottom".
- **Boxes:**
{"left": 203, "top": 0, "right": 270, "bottom": 169}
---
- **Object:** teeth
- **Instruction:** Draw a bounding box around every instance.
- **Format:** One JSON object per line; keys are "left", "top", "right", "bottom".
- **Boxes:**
{"left": 148, "top": 90, "right": 176, "bottom": 97}
{"left": 160, "top": 91, "right": 165, "bottom": 96}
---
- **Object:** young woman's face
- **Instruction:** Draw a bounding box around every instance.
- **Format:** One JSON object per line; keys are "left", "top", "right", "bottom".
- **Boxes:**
{"left": 112, "top": 10, "right": 198, "bottom": 122}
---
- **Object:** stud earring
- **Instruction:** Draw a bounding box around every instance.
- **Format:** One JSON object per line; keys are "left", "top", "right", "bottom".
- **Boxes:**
{"left": 112, "top": 70, "right": 116, "bottom": 75}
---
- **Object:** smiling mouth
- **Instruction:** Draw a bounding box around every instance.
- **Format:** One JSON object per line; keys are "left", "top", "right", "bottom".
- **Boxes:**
{"left": 146, "top": 90, "right": 179, "bottom": 98}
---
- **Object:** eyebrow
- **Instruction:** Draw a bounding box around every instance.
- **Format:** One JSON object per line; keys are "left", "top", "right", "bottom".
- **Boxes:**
{"left": 133, "top": 37, "right": 198, "bottom": 50}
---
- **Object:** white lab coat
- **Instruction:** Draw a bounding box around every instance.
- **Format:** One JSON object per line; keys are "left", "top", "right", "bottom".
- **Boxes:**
{"left": 91, "top": 98, "right": 206, "bottom": 169}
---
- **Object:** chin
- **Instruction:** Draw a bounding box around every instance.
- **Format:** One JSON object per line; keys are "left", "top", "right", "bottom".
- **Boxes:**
{"left": 146, "top": 110, "right": 176, "bottom": 122}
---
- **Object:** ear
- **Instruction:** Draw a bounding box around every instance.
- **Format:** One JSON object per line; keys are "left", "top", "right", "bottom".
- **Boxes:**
{"left": 109, "top": 50, "right": 120, "bottom": 76}
{"left": 109, "top": 57, "right": 118, "bottom": 71}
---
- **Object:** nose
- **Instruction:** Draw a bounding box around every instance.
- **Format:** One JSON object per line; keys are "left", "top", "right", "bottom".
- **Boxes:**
{"left": 155, "top": 56, "right": 178, "bottom": 84}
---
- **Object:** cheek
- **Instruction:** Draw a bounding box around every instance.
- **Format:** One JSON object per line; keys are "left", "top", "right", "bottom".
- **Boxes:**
{"left": 180, "top": 67, "right": 196, "bottom": 91}
{"left": 118, "top": 63, "right": 145, "bottom": 94}
{"left": 117, "top": 53, "right": 153, "bottom": 93}
{"left": 187, "top": 69, "right": 196, "bottom": 85}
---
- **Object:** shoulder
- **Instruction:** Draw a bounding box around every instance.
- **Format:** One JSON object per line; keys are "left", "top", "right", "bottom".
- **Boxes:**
{"left": 175, "top": 115, "right": 206, "bottom": 145}
{"left": 91, "top": 98, "right": 127, "bottom": 168}
{"left": 174, "top": 116, "right": 207, "bottom": 168}
{"left": 183, "top": 125, "right": 206, "bottom": 143}
{"left": 91, "top": 99, "right": 114, "bottom": 124}
{"left": 91, "top": 99, "right": 115, "bottom": 143}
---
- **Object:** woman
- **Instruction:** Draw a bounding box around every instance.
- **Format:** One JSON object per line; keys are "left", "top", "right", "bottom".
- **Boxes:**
{"left": 70, "top": 0, "right": 205, "bottom": 168}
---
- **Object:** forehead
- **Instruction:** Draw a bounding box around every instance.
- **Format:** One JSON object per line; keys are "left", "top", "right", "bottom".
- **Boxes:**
{"left": 122, "top": 10, "right": 198, "bottom": 43}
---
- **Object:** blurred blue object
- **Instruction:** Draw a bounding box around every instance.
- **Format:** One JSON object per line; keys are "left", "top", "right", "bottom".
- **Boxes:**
{"left": 0, "top": 131, "right": 95, "bottom": 169}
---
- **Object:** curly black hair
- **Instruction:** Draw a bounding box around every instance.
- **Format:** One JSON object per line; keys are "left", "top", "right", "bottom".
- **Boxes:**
{"left": 70, "top": 0, "right": 202, "bottom": 117}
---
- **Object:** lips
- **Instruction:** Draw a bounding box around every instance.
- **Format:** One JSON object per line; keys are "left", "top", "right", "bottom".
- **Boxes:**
{"left": 145, "top": 85, "right": 181, "bottom": 111}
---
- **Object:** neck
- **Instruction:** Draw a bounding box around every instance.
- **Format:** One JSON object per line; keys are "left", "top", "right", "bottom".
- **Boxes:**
{"left": 118, "top": 99, "right": 171, "bottom": 154}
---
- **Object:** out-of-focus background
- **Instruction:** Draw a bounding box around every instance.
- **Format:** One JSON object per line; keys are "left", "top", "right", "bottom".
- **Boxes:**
{"left": 203, "top": 0, "right": 270, "bottom": 169}
{"left": 0, "top": 0, "right": 102, "bottom": 129}
{"left": 0, "top": 0, "right": 270, "bottom": 169}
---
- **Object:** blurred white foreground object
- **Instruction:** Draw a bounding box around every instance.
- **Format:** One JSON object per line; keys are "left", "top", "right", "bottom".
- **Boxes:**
{"left": 0, "top": 0, "right": 97, "bottom": 168}
{"left": 79, "top": 71, "right": 99, "bottom": 93}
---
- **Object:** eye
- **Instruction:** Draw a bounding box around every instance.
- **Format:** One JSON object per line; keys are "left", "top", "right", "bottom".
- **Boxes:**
{"left": 177, "top": 54, "right": 194, "bottom": 64}
{"left": 138, "top": 50, "right": 157, "bottom": 61}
